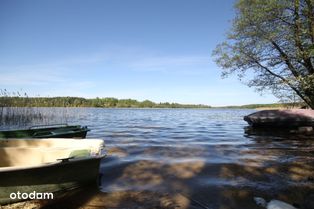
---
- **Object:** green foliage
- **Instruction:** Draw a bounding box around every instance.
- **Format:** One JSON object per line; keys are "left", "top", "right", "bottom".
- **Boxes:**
{"left": 213, "top": 0, "right": 314, "bottom": 109}
{"left": 0, "top": 96, "right": 211, "bottom": 109}
{"left": 220, "top": 102, "right": 304, "bottom": 109}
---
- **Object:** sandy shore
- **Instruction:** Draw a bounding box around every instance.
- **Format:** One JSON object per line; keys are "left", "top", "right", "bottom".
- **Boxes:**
{"left": 3, "top": 152, "right": 313, "bottom": 209}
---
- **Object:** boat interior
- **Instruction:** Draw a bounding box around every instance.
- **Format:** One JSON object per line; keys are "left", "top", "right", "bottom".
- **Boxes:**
{"left": 0, "top": 139, "right": 104, "bottom": 169}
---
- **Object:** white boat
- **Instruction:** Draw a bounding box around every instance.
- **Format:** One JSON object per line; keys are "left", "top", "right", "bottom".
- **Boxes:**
{"left": 0, "top": 138, "right": 105, "bottom": 205}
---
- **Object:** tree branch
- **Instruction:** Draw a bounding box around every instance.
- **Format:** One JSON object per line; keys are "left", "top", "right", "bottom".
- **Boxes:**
{"left": 242, "top": 50, "right": 312, "bottom": 107}
{"left": 246, "top": 15, "right": 311, "bottom": 76}
{"left": 305, "top": 0, "right": 314, "bottom": 44}
{"left": 270, "top": 40, "right": 301, "bottom": 77}
{"left": 294, "top": 0, "right": 314, "bottom": 74}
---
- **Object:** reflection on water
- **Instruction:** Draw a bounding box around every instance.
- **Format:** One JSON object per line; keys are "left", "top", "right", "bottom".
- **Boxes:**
{"left": 14, "top": 108, "right": 314, "bottom": 209}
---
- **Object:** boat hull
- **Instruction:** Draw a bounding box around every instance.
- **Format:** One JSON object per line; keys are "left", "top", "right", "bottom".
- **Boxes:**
{"left": 0, "top": 155, "right": 103, "bottom": 205}
{"left": 0, "top": 125, "right": 90, "bottom": 139}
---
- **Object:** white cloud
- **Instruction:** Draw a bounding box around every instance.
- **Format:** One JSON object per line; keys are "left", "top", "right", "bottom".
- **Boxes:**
{"left": 0, "top": 46, "right": 277, "bottom": 105}
{"left": 0, "top": 66, "right": 67, "bottom": 86}
{"left": 0, "top": 47, "right": 214, "bottom": 89}
{"left": 130, "top": 55, "right": 209, "bottom": 68}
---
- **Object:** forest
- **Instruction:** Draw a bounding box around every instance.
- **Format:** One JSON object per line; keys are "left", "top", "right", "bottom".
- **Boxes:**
{"left": 0, "top": 96, "right": 211, "bottom": 108}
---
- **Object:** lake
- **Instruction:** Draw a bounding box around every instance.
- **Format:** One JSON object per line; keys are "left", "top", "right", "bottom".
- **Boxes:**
{"left": 3, "top": 108, "right": 314, "bottom": 208}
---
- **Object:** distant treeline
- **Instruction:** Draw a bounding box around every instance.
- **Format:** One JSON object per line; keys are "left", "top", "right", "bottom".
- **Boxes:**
{"left": 0, "top": 96, "right": 211, "bottom": 108}
{"left": 220, "top": 103, "right": 305, "bottom": 109}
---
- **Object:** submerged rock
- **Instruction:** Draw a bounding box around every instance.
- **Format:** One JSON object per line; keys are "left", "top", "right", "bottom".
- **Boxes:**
{"left": 254, "top": 197, "right": 297, "bottom": 209}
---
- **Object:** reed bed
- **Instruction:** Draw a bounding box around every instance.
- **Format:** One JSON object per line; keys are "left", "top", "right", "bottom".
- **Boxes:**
{"left": 0, "top": 107, "right": 77, "bottom": 129}
{"left": 0, "top": 90, "right": 86, "bottom": 129}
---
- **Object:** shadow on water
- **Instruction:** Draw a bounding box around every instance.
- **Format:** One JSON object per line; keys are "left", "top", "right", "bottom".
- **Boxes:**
{"left": 44, "top": 131, "right": 314, "bottom": 209}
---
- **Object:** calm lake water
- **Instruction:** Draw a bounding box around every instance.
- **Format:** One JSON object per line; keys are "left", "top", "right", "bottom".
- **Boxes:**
{"left": 53, "top": 108, "right": 313, "bottom": 209}
{"left": 3, "top": 108, "right": 314, "bottom": 208}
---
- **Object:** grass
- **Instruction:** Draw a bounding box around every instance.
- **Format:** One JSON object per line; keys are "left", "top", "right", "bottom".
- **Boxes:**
{"left": 0, "top": 107, "right": 84, "bottom": 129}
{"left": 0, "top": 90, "right": 82, "bottom": 129}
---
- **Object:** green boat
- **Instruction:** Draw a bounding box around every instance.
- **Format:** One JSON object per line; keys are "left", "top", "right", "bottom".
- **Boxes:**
{"left": 0, "top": 124, "right": 90, "bottom": 139}
{"left": 0, "top": 138, "right": 105, "bottom": 205}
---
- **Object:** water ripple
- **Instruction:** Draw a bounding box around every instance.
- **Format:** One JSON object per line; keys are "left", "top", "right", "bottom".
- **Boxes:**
{"left": 61, "top": 108, "right": 314, "bottom": 207}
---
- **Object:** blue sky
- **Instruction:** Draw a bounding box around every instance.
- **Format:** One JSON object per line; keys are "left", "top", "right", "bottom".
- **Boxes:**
{"left": 0, "top": 0, "right": 277, "bottom": 106}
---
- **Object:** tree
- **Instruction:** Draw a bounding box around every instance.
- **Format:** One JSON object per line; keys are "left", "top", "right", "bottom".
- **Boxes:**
{"left": 140, "top": 100, "right": 155, "bottom": 108}
{"left": 212, "top": 0, "right": 314, "bottom": 109}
